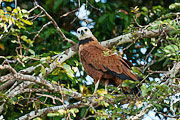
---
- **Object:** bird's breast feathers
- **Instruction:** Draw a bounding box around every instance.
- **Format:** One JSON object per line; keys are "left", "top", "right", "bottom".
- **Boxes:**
{"left": 79, "top": 40, "right": 139, "bottom": 82}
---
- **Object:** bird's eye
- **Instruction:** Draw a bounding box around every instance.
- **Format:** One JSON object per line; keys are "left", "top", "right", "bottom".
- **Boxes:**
{"left": 84, "top": 29, "right": 88, "bottom": 31}
{"left": 77, "top": 31, "right": 80, "bottom": 33}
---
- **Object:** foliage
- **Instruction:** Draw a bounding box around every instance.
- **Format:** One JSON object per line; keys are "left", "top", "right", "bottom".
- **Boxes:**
{"left": 0, "top": 0, "right": 180, "bottom": 120}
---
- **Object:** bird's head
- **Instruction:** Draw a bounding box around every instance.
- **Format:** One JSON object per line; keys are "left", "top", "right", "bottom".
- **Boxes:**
{"left": 77, "top": 27, "right": 93, "bottom": 40}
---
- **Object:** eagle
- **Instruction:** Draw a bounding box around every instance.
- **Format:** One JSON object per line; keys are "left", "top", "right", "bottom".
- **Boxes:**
{"left": 77, "top": 27, "right": 140, "bottom": 94}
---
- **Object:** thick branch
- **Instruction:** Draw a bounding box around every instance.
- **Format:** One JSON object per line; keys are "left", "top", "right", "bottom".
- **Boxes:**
{"left": 100, "top": 27, "right": 172, "bottom": 48}
{"left": 0, "top": 74, "right": 14, "bottom": 83}
{"left": 0, "top": 65, "right": 17, "bottom": 74}
{"left": 162, "top": 61, "right": 180, "bottom": 84}
{"left": 7, "top": 73, "right": 82, "bottom": 99}
{"left": 0, "top": 79, "right": 16, "bottom": 91}
{"left": 16, "top": 101, "right": 82, "bottom": 120}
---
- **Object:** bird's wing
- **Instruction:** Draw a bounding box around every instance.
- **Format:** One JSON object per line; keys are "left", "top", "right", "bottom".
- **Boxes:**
{"left": 80, "top": 44, "right": 138, "bottom": 81}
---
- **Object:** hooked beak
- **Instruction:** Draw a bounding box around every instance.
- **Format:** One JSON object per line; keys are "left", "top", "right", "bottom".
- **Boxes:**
{"left": 81, "top": 30, "right": 84, "bottom": 35}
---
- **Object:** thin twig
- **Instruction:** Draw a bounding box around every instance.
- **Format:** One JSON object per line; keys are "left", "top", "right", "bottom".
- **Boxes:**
{"left": 36, "top": 93, "right": 71, "bottom": 119}
{"left": 156, "top": 111, "right": 180, "bottom": 118}
{"left": 60, "top": 8, "right": 79, "bottom": 18}
{"left": 15, "top": 0, "right": 17, "bottom": 8}
{"left": 88, "top": 2, "right": 100, "bottom": 11}
{"left": 33, "top": 21, "right": 52, "bottom": 41}
{"left": 133, "top": 16, "right": 143, "bottom": 28}
{"left": 147, "top": 70, "right": 168, "bottom": 74}
{"left": 170, "top": 96, "right": 175, "bottom": 116}
{"left": 36, "top": 5, "right": 76, "bottom": 45}
{"left": 127, "top": 104, "right": 152, "bottom": 120}
{"left": 28, "top": 5, "right": 38, "bottom": 13}
{"left": 16, "top": 33, "right": 23, "bottom": 58}
{"left": 28, "top": 11, "right": 45, "bottom": 20}
{"left": 143, "top": 37, "right": 162, "bottom": 72}
{"left": 123, "top": 37, "right": 138, "bottom": 51}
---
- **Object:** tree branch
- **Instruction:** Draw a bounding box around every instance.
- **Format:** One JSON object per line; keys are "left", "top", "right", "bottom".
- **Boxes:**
{"left": 36, "top": 5, "right": 76, "bottom": 45}
{"left": 127, "top": 104, "right": 153, "bottom": 120}
{"left": 0, "top": 65, "right": 17, "bottom": 74}
{"left": 100, "top": 27, "right": 172, "bottom": 48}
{"left": 16, "top": 101, "right": 82, "bottom": 120}
{"left": 5, "top": 73, "right": 82, "bottom": 99}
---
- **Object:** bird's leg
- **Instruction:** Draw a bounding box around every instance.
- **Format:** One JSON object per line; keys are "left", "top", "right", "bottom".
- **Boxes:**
{"left": 104, "top": 80, "right": 109, "bottom": 92}
{"left": 93, "top": 79, "right": 100, "bottom": 95}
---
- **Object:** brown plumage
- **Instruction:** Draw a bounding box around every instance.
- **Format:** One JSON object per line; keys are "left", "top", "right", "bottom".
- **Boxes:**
{"left": 77, "top": 27, "right": 139, "bottom": 94}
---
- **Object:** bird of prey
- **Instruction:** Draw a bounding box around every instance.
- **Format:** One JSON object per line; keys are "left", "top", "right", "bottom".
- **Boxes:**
{"left": 77, "top": 27, "right": 140, "bottom": 94}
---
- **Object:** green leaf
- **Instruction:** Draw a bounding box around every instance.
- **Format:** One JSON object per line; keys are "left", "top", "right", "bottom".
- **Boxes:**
{"left": 13, "top": 8, "right": 18, "bottom": 13}
{"left": 131, "top": 67, "right": 142, "bottom": 74}
{"left": 40, "top": 57, "right": 47, "bottom": 64}
{"left": 3, "top": 23, "right": 8, "bottom": 32}
{"left": 57, "top": 109, "right": 66, "bottom": 115}
{"left": 53, "top": 0, "right": 63, "bottom": 11}
{"left": 152, "top": 103, "right": 162, "bottom": 111}
{"left": 28, "top": 49, "right": 35, "bottom": 56}
{"left": 0, "top": 10, "right": 4, "bottom": 15}
{"left": 21, "top": 9, "right": 28, "bottom": 14}
{"left": 33, "top": 117, "right": 42, "bottom": 120}
{"left": 162, "top": 58, "right": 170, "bottom": 67}
{"left": 109, "top": 13, "right": 115, "bottom": 24}
{"left": 100, "top": 100, "right": 109, "bottom": 107}
{"left": 169, "top": 3, "right": 180, "bottom": 10}
{"left": 80, "top": 107, "right": 88, "bottom": 118}
{"left": 157, "top": 84, "right": 169, "bottom": 94}
{"left": 140, "top": 83, "right": 148, "bottom": 97}
{"left": 16, "top": 20, "right": 26, "bottom": 29}
{"left": 21, "top": 19, "right": 33, "bottom": 25}
{"left": 98, "top": 14, "right": 108, "bottom": 23}
{"left": 79, "top": 84, "right": 83, "bottom": 93}
{"left": 63, "top": 64, "right": 74, "bottom": 78}
{"left": 51, "top": 68, "right": 61, "bottom": 75}
{"left": 4, "top": 0, "right": 13, "bottom": 2}
{"left": 141, "top": 6, "right": 148, "bottom": 12}
{"left": 21, "top": 35, "right": 27, "bottom": 40}
{"left": 41, "top": 65, "right": 46, "bottom": 77}
{"left": 9, "top": 98, "right": 15, "bottom": 105}
{"left": 6, "top": 6, "right": 12, "bottom": 11}
{"left": 11, "top": 40, "right": 18, "bottom": 44}
{"left": 71, "top": 108, "right": 79, "bottom": 113}
{"left": 122, "top": 80, "right": 138, "bottom": 89}
{"left": 47, "top": 113, "right": 60, "bottom": 117}
{"left": 169, "top": 29, "right": 179, "bottom": 35}
{"left": 97, "top": 89, "right": 108, "bottom": 96}
{"left": 164, "top": 44, "right": 179, "bottom": 56}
